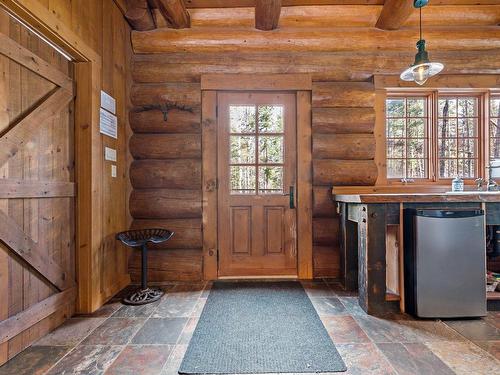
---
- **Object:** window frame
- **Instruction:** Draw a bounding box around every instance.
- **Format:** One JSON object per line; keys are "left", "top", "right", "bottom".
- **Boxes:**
{"left": 383, "top": 89, "right": 488, "bottom": 184}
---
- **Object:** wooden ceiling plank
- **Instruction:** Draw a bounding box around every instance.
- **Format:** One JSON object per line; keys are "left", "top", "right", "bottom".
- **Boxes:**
{"left": 255, "top": 0, "right": 282, "bottom": 30}
{"left": 151, "top": 0, "right": 191, "bottom": 28}
{"left": 376, "top": 0, "right": 415, "bottom": 30}
{"left": 125, "top": 0, "right": 156, "bottom": 31}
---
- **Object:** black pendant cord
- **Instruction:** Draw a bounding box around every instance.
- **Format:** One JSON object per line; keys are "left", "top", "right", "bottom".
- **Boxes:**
{"left": 419, "top": 7, "right": 422, "bottom": 41}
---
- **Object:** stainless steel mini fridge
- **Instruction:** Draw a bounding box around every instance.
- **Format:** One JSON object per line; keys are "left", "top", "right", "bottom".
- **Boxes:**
{"left": 404, "top": 209, "right": 487, "bottom": 318}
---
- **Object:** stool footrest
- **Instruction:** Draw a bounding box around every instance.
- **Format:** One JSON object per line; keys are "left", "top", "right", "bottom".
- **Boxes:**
{"left": 123, "top": 287, "right": 164, "bottom": 305}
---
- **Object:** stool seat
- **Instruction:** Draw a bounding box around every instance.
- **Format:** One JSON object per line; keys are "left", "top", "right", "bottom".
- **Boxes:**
{"left": 116, "top": 228, "right": 174, "bottom": 247}
{"left": 116, "top": 228, "right": 175, "bottom": 305}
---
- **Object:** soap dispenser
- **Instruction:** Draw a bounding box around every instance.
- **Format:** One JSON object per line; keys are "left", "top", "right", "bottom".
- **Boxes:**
{"left": 452, "top": 176, "right": 464, "bottom": 192}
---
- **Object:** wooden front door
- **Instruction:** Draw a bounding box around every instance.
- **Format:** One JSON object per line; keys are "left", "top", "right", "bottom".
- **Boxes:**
{"left": 0, "top": 10, "right": 75, "bottom": 364}
{"left": 217, "top": 92, "right": 297, "bottom": 277}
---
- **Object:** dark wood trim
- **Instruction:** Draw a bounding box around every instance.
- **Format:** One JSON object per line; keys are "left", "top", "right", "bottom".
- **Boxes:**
{"left": 0, "top": 287, "right": 76, "bottom": 345}
{"left": 297, "top": 91, "right": 313, "bottom": 279}
{"left": 0, "top": 180, "right": 75, "bottom": 198}
{"left": 201, "top": 90, "right": 218, "bottom": 280}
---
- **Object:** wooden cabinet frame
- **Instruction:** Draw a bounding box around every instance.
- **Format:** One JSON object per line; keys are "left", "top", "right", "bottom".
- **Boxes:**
{"left": 201, "top": 74, "right": 313, "bottom": 279}
{"left": 0, "top": 0, "right": 130, "bottom": 313}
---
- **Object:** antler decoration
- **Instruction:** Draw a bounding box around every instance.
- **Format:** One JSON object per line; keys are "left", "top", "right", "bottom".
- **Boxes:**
{"left": 136, "top": 101, "right": 194, "bottom": 122}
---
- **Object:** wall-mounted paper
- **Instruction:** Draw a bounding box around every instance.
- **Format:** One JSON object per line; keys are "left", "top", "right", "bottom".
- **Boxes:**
{"left": 104, "top": 147, "right": 117, "bottom": 162}
{"left": 100, "top": 108, "right": 117, "bottom": 139}
{"left": 101, "top": 90, "right": 116, "bottom": 114}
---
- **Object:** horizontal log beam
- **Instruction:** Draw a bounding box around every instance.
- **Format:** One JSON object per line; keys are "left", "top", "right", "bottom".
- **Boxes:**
{"left": 130, "top": 134, "right": 201, "bottom": 159}
{"left": 313, "top": 107, "right": 375, "bottom": 134}
{"left": 0, "top": 180, "right": 75, "bottom": 198}
{"left": 313, "top": 245, "right": 340, "bottom": 278}
{"left": 187, "top": 6, "right": 500, "bottom": 28}
{"left": 129, "top": 249, "right": 202, "bottom": 282}
{"left": 130, "top": 188, "right": 202, "bottom": 218}
{"left": 313, "top": 186, "right": 336, "bottom": 218}
{"left": 132, "top": 50, "right": 500, "bottom": 83}
{"left": 376, "top": 0, "right": 414, "bottom": 30}
{"left": 312, "top": 82, "right": 375, "bottom": 108}
{"left": 130, "top": 159, "right": 201, "bottom": 189}
{"left": 131, "top": 83, "right": 201, "bottom": 107}
{"left": 313, "top": 159, "right": 378, "bottom": 185}
{"left": 182, "top": 1, "right": 500, "bottom": 8}
{"left": 313, "top": 217, "right": 339, "bottom": 245}
{"left": 130, "top": 108, "right": 201, "bottom": 133}
{"left": 131, "top": 218, "right": 202, "bottom": 248}
{"left": 132, "top": 26, "right": 500, "bottom": 53}
{"left": 313, "top": 134, "right": 375, "bottom": 160}
{"left": 255, "top": 0, "right": 282, "bottom": 31}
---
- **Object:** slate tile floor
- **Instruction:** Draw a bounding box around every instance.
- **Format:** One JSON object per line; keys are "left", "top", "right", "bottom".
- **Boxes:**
{"left": 0, "top": 280, "right": 498, "bottom": 375}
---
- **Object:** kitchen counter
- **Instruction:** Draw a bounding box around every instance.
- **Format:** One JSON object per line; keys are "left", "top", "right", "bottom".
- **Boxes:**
{"left": 333, "top": 188, "right": 500, "bottom": 315}
{"left": 334, "top": 191, "right": 500, "bottom": 204}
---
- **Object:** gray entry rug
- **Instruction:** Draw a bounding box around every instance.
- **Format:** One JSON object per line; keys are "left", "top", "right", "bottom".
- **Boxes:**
{"left": 179, "top": 281, "right": 347, "bottom": 374}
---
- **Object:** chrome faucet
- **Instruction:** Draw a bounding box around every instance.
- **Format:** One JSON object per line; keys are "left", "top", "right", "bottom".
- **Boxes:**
{"left": 486, "top": 163, "right": 500, "bottom": 191}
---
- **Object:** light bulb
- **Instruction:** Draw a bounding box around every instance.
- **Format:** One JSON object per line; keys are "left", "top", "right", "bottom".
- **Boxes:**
{"left": 412, "top": 64, "right": 430, "bottom": 86}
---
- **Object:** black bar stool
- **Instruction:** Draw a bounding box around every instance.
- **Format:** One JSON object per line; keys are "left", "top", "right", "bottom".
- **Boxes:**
{"left": 116, "top": 228, "right": 174, "bottom": 305}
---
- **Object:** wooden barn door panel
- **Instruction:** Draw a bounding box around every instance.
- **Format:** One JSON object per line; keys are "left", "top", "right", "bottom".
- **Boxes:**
{"left": 0, "top": 10, "right": 75, "bottom": 364}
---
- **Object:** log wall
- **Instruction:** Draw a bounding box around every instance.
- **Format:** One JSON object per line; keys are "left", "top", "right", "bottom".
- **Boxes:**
{"left": 129, "top": 8, "right": 499, "bottom": 280}
{"left": 129, "top": 54, "right": 379, "bottom": 280}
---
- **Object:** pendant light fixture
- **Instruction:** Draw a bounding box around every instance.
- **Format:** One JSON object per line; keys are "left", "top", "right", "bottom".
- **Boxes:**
{"left": 400, "top": 0, "right": 444, "bottom": 86}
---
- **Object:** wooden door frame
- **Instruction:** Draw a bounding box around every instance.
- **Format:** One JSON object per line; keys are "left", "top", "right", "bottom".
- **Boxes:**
{"left": 201, "top": 74, "right": 313, "bottom": 280}
{"left": 0, "top": 0, "right": 130, "bottom": 313}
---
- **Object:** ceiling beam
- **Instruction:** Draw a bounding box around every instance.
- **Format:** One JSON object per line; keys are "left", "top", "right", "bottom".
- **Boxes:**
{"left": 125, "top": 0, "right": 156, "bottom": 31}
{"left": 182, "top": 0, "right": 498, "bottom": 8}
{"left": 150, "top": 0, "right": 191, "bottom": 28}
{"left": 376, "top": 0, "right": 415, "bottom": 30}
{"left": 132, "top": 26, "right": 500, "bottom": 54}
{"left": 255, "top": 0, "right": 282, "bottom": 30}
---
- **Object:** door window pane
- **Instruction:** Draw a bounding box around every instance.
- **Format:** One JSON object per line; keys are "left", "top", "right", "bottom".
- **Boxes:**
{"left": 259, "top": 166, "right": 283, "bottom": 193}
{"left": 230, "top": 166, "right": 256, "bottom": 194}
{"left": 230, "top": 106, "right": 256, "bottom": 133}
{"left": 438, "top": 96, "right": 479, "bottom": 179}
{"left": 230, "top": 136, "right": 255, "bottom": 164}
{"left": 258, "top": 136, "right": 283, "bottom": 164}
{"left": 258, "top": 105, "right": 283, "bottom": 133}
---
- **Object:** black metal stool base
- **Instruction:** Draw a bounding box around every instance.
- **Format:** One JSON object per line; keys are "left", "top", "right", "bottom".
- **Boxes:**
{"left": 123, "top": 287, "right": 164, "bottom": 305}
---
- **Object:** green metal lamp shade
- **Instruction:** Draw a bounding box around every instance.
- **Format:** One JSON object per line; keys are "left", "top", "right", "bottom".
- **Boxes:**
{"left": 400, "top": 39, "right": 444, "bottom": 85}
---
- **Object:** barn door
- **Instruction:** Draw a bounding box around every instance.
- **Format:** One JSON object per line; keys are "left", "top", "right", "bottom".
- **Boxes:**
{"left": 217, "top": 92, "right": 297, "bottom": 277}
{"left": 0, "top": 11, "right": 75, "bottom": 364}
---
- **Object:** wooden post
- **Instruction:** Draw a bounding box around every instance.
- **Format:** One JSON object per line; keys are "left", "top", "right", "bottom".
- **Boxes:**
{"left": 255, "top": 0, "right": 282, "bottom": 31}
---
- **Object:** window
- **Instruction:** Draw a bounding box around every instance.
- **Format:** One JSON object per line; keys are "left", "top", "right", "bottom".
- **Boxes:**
{"left": 437, "top": 96, "right": 479, "bottom": 178}
{"left": 385, "top": 92, "right": 485, "bottom": 182}
{"left": 490, "top": 96, "right": 500, "bottom": 160}
{"left": 386, "top": 97, "right": 428, "bottom": 179}
{"left": 229, "top": 105, "right": 285, "bottom": 194}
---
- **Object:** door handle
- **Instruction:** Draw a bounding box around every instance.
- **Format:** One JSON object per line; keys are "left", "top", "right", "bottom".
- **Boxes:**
{"left": 283, "top": 185, "right": 295, "bottom": 209}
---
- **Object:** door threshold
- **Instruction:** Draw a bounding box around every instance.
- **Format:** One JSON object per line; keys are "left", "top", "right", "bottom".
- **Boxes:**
{"left": 218, "top": 275, "right": 298, "bottom": 280}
